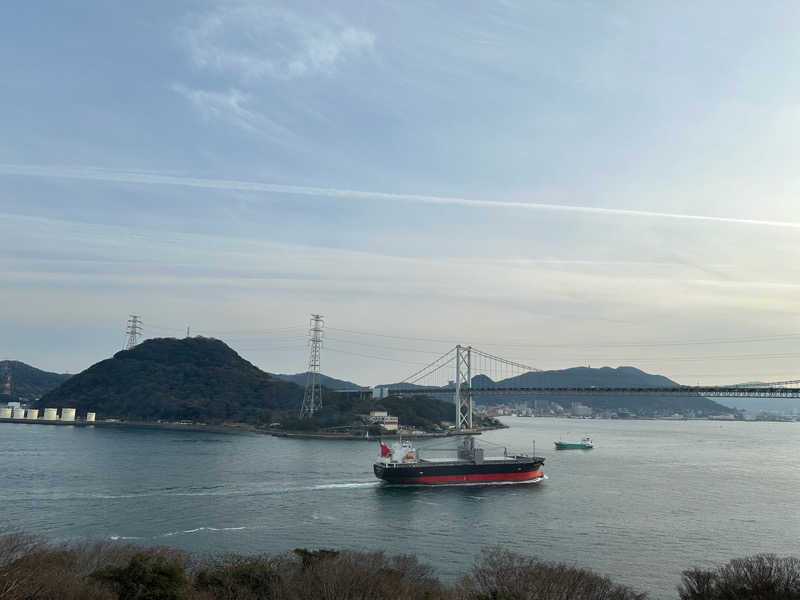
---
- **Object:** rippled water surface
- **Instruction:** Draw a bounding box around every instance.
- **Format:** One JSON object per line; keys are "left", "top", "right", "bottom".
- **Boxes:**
{"left": 1, "top": 417, "right": 798, "bottom": 598}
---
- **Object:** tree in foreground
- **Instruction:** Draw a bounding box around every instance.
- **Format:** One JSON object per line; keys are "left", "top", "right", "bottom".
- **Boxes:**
{"left": 457, "top": 547, "right": 646, "bottom": 600}
{"left": 679, "top": 554, "right": 800, "bottom": 600}
{"left": 90, "top": 551, "right": 189, "bottom": 600}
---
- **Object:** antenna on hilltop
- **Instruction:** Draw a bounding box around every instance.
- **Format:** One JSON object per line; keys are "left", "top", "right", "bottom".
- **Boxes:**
{"left": 299, "top": 314, "right": 324, "bottom": 418}
{"left": 125, "top": 315, "right": 143, "bottom": 350}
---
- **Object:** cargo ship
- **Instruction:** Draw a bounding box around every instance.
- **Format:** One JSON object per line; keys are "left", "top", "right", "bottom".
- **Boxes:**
{"left": 554, "top": 435, "right": 593, "bottom": 450}
{"left": 373, "top": 437, "right": 545, "bottom": 485}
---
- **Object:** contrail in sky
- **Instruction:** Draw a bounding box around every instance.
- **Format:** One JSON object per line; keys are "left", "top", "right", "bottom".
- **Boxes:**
{"left": 1, "top": 163, "right": 798, "bottom": 229}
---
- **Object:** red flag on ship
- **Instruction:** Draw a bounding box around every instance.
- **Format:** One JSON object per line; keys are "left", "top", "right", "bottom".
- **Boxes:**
{"left": 380, "top": 442, "right": 391, "bottom": 457}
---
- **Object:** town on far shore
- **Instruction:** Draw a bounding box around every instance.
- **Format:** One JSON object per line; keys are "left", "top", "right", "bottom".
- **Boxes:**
{"left": 478, "top": 399, "right": 800, "bottom": 422}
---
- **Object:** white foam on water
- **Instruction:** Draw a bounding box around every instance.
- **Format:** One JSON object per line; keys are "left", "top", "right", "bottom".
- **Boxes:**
{"left": 159, "top": 526, "right": 248, "bottom": 538}
{"left": 52, "top": 481, "right": 381, "bottom": 503}
{"left": 312, "top": 482, "right": 380, "bottom": 490}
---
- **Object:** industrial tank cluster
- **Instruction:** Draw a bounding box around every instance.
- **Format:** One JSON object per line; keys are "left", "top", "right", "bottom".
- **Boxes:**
{"left": 0, "top": 407, "right": 95, "bottom": 422}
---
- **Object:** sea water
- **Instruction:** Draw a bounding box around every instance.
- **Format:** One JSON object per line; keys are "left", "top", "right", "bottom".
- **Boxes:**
{"left": 1, "top": 416, "right": 797, "bottom": 599}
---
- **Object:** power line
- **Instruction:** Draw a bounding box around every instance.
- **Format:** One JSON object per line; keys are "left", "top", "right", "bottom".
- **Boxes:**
{"left": 326, "top": 327, "right": 456, "bottom": 344}
{"left": 146, "top": 323, "right": 306, "bottom": 336}
{"left": 530, "top": 351, "right": 800, "bottom": 363}
{"left": 325, "top": 346, "right": 431, "bottom": 365}
{"left": 199, "top": 326, "right": 307, "bottom": 336}
{"left": 234, "top": 344, "right": 308, "bottom": 352}
{"left": 224, "top": 335, "right": 310, "bottom": 344}
{"left": 476, "top": 333, "right": 800, "bottom": 349}
{"left": 329, "top": 325, "right": 800, "bottom": 350}
{"left": 324, "top": 336, "right": 451, "bottom": 355}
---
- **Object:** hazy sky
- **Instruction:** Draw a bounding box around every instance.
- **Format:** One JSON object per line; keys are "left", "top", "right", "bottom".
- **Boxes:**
{"left": 4, "top": 1, "right": 800, "bottom": 385}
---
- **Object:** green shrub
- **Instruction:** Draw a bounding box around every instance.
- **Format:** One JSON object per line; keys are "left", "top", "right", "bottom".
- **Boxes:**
{"left": 195, "top": 555, "right": 282, "bottom": 599}
{"left": 91, "top": 551, "right": 189, "bottom": 600}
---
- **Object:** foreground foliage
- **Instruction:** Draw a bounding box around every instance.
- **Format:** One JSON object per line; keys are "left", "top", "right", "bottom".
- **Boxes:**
{"left": 4, "top": 533, "right": 799, "bottom": 599}
{"left": 678, "top": 554, "right": 800, "bottom": 600}
{"left": 457, "top": 548, "right": 646, "bottom": 600}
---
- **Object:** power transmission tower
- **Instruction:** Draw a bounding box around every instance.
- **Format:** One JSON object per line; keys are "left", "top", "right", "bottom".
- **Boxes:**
{"left": 454, "top": 344, "right": 473, "bottom": 430}
{"left": 125, "top": 315, "right": 143, "bottom": 350}
{"left": 299, "top": 314, "right": 324, "bottom": 418}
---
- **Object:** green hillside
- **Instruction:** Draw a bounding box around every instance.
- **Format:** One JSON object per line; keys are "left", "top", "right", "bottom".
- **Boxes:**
{"left": 36, "top": 337, "right": 304, "bottom": 424}
{"left": 493, "top": 366, "right": 679, "bottom": 388}
{"left": 276, "top": 372, "right": 367, "bottom": 390}
{"left": 34, "top": 337, "right": 472, "bottom": 431}
{"left": 0, "top": 360, "right": 71, "bottom": 403}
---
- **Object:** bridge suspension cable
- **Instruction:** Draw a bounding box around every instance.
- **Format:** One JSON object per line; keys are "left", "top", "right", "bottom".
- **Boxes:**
{"left": 401, "top": 346, "right": 457, "bottom": 386}
{"left": 394, "top": 345, "right": 542, "bottom": 431}
{"left": 471, "top": 347, "right": 540, "bottom": 375}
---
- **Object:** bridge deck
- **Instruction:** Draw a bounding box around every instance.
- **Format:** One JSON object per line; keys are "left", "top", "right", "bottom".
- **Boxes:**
{"left": 388, "top": 386, "right": 800, "bottom": 398}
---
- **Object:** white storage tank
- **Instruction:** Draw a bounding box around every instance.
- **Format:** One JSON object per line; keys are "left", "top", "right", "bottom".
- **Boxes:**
{"left": 86, "top": 412, "right": 96, "bottom": 422}
{"left": 60, "top": 408, "right": 76, "bottom": 422}
{"left": 43, "top": 408, "right": 58, "bottom": 420}
{"left": 0, "top": 407, "right": 11, "bottom": 418}
{"left": 26, "top": 409, "right": 39, "bottom": 420}
{"left": 12, "top": 407, "right": 26, "bottom": 419}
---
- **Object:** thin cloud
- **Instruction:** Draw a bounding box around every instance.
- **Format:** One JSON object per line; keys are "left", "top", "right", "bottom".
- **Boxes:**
{"left": 179, "top": 5, "right": 375, "bottom": 82}
{"left": 170, "top": 84, "right": 298, "bottom": 140}
{"left": 2, "top": 163, "right": 800, "bottom": 229}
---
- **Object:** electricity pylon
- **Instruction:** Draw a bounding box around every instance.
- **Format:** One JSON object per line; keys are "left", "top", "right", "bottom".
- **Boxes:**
{"left": 299, "top": 314, "right": 324, "bottom": 418}
{"left": 125, "top": 315, "right": 142, "bottom": 350}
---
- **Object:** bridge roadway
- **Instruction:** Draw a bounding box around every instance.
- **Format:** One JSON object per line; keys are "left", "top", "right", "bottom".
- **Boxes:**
{"left": 388, "top": 386, "right": 800, "bottom": 398}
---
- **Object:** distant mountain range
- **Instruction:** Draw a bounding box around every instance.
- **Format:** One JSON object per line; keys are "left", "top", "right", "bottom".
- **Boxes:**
{"left": 28, "top": 338, "right": 462, "bottom": 430}
{"left": 2, "top": 361, "right": 681, "bottom": 404}
{"left": 475, "top": 366, "right": 679, "bottom": 388}
{"left": 377, "top": 366, "right": 734, "bottom": 417}
{"left": 0, "top": 360, "right": 71, "bottom": 403}
{"left": 276, "top": 372, "right": 368, "bottom": 390}
{"left": 378, "top": 366, "right": 679, "bottom": 390}
{"left": 11, "top": 347, "right": 776, "bottom": 420}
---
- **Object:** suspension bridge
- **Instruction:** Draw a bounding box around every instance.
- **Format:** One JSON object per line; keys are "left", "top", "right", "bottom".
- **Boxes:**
{"left": 381, "top": 344, "right": 800, "bottom": 430}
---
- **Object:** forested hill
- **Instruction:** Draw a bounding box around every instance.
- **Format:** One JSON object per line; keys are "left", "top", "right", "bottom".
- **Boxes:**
{"left": 489, "top": 366, "right": 679, "bottom": 388}
{"left": 276, "top": 372, "right": 367, "bottom": 390}
{"left": 36, "top": 337, "right": 304, "bottom": 423}
{"left": 34, "top": 337, "right": 467, "bottom": 430}
{"left": 381, "top": 366, "right": 679, "bottom": 390}
{"left": 0, "top": 360, "right": 71, "bottom": 403}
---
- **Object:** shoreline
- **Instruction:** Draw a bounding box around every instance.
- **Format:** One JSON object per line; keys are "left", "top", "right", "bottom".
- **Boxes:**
{"left": 3, "top": 414, "right": 795, "bottom": 436}
{"left": 0, "top": 417, "right": 503, "bottom": 438}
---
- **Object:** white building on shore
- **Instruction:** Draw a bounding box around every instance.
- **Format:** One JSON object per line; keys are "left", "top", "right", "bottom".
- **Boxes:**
{"left": 368, "top": 410, "right": 399, "bottom": 431}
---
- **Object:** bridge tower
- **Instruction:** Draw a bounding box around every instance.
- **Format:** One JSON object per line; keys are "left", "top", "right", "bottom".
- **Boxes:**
{"left": 454, "top": 344, "right": 472, "bottom": 430}
{"left": 299, "top": 314, "right": 324, "bottom": 418}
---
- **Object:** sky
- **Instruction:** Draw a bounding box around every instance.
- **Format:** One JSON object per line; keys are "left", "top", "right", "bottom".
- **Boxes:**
{"left": 3, "top": 1, "right": 800, "bottom": 386}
